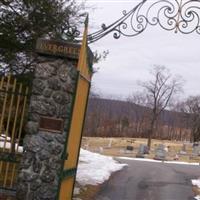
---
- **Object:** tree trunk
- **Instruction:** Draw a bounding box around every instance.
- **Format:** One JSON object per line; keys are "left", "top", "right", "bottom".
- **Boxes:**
{"left": 147, "top": 117, "right": 156, "bottom": 149}
{"left": 147, "top": 133, "right": 152, "bottom": 149}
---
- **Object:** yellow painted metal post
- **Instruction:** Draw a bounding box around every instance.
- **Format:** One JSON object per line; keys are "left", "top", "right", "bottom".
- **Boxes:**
{"left": 59, "top": 15, "right": 92, "bottom": 199}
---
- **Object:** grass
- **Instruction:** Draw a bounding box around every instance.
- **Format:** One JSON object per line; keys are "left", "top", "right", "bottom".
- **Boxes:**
{"left": 81, "top": 137, "right": 200, "bottom": 163}
{"left": 193, "top": 186, "right": 200, "bottom": 197}
{"left": 73, "top": 183, "right": 102, "bottom": 200}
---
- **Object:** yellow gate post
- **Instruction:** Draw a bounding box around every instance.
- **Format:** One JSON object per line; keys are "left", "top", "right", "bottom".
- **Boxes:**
{"left": 59, "top": 15, "right": 93, "bottom": 199}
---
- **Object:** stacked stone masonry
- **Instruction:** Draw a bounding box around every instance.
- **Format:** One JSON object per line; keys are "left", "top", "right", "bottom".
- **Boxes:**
{"left": 17, "top": 56, "right": 78, "bottom": 200}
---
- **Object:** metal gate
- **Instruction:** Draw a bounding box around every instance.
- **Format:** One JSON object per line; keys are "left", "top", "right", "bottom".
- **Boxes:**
{"left": 58, "top": 16, "right": 92, "bottom": 200}
{"left": 0, "top": 75, "right": 29, "bottom": 199}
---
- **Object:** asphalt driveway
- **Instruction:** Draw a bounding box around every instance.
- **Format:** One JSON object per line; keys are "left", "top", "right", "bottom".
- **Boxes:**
{"left": 95, "top": 159, "right": 200, "bottom": 200}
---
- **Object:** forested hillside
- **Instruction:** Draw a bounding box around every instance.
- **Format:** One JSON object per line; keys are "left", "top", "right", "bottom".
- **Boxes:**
{"left": 84, "top": 97, "right": 191, "bottom": 141}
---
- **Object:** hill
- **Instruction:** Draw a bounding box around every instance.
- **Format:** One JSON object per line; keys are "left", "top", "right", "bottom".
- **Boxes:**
{"left": 83, "top": 97, "right": 191, "bottom": 141}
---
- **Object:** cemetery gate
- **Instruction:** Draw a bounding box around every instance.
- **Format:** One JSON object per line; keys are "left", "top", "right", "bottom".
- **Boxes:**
{"left": 0, "top": 75, "right": 29, "bottom": 198}
{"left": 1, "top": 0, "right": 200, "bottom": 199}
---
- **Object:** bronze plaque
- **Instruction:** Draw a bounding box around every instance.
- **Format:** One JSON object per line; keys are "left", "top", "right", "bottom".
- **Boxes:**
{"left": 36, "top": 38, "right": 80, "bottom": 59}
{"left": 39, "top": 117, "right": 63, "bottom": 133}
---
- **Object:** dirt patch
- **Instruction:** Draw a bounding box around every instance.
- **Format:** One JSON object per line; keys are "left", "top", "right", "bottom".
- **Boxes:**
{"left": 193, "top": 186, "right": 200, "bottom": 197}
{"left": 73, "top": 184, "right": 102, "bottom": 200}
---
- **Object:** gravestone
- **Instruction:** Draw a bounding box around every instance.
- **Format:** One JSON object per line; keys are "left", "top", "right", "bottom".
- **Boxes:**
{"left": 193, "top": 143, "right": 200, "bottom": 156}
{"left": 107, "top": 138, "right": 113, "bottom": 148}
{"left": 154, "top": 144, "right": 166, "bottom": 160}
{"left": 119, "top": 148, "right": 124, "bottom": 154}
{"left": 182, "top": 143, "right": 186, "bottom": 152}
{"left": 179, "top": 143, "right": 187, "bottom": 155}
{"left": 125, "top": 145, "right": 134, "bottom": 154}
{"left": 126, "top": 146, "right": 134, "bottom": 151}
{"left": 136, "top": 144, "right": 148, "bottom": 158}
{"left": 99, "top": 147, "right": 104, "bottom": 153}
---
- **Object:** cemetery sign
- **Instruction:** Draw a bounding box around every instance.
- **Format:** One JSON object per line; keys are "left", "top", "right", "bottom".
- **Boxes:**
{"left": 36, "top": 38, "right": 80, "bottom": 59}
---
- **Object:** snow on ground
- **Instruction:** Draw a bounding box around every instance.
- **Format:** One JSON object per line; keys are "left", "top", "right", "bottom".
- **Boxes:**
{"left": 192, "top": 179, "right": 200, "bottom": 188}
{"left": 0, "top": 135, "right": 23, "bottom": 153}
{"left": 192, "top": 179, "right": 200, "bottom": 200}
{"left": 76, "top": 149, "right": 127, "bottom": 186}
{"left": 0, "top": 141, "right": 23, "bottom": 153}
{"left": 118, "top": 156, "right": 200, "bottom": 166}
{"left": 194, "top": 196, "right": 200, "bottom": 200}
{"left": 118, "top": 157, "right": 162, "bottom": 163}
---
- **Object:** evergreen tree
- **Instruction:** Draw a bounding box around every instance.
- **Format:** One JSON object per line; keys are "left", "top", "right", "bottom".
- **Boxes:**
{"left": 0, "top": 0, "right": 86, "bottom": 74}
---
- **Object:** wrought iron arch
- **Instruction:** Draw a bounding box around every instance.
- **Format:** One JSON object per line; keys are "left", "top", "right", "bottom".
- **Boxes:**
{"left": 77, "top": 0, "right": 200, "bottom": 43}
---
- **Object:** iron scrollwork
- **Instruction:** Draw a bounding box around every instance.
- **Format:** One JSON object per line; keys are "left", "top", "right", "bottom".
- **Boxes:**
{"left": 88, "top": 0, "right": 200, "bottom": 43}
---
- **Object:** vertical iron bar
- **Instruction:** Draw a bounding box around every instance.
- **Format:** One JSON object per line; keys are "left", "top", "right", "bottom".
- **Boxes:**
{"left": 3, "top": 162, "right": 10, "bottom": 187}
{"left": 0, "top": 75, "right": 11, "bottom": 176}
{"left": 10, "top": 84, "right": 22, "bottom": 153}
{"left": 3, "top": 78, "right": 17, "bottom": 151}
{"left": 0, "top": 77, "right": 16, "bottom": 184}
{"left": 10, "top": 163, "right": 16, "bottom": 188}
{"left": 16, "top": 87, "right": 28, "bottom": 151}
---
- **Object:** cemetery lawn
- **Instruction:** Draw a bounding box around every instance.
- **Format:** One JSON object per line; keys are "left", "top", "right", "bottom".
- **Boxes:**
{"left": 81, "top": 137, "right": 200, "bottom": 163}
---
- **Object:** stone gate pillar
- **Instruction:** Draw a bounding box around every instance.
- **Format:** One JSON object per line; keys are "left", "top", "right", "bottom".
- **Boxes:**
{"left": 16, "top": 39, "right": 93, "bottom": 200}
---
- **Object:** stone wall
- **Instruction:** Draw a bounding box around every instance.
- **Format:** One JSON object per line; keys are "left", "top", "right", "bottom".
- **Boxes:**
{"left": 16, "top": 55, "right": 78, "bottom": 200}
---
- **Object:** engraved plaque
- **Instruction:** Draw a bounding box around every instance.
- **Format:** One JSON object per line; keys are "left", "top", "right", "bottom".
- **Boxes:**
{"left": 39, "top": 117, "right": 63, "bottom": 133}
{"left": 36, "top": 38, "right": 80, "bottom": 59}
{"left": 36, "top": 38, "right": 94, "bottom": 69}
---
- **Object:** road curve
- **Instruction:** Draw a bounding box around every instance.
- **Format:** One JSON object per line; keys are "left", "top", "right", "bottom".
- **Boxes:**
{"left": 95, "top": 159, "right": 200, "bottom": 200}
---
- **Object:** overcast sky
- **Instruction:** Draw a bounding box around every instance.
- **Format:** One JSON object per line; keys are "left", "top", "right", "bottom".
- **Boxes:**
{"left": 81, "top": 0, "right": 200, "bottom": 99}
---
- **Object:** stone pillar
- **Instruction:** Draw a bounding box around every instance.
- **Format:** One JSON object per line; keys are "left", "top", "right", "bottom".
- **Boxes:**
{"left": 16, "top": 55, "right": 78, "bottom": 199}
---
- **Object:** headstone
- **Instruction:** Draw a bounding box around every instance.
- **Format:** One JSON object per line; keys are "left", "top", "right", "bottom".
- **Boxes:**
{"left": 108, "top": 138, "right": 113, "bottom": 148}
{"left": 126, "top": 146, "right": 134, "bottom": 151}
{"left": 179, "top": 150, "right": 187, "bottom": 155}
{"left": 193, "top": 143, "right": 200, "bottom": 156}
{"left": 164, "top": 146, "right": 169, "bottom": 153}
{"left": 154, "top": 144, "right": 166, "bottom": 160}
{"left": 179, "top": 144, "right": 187, "bottom": 155}
{"left": 73, "top": 187, "right": 80, "bottom": 195}
{"left": 99, "top": 147, "right": 104, "bottom": 153}
{"left": 84, "top": 141, "right": 90, "bottom": 150}
{"left": 119, "top": 148, "right": 124, "bottom": 154}
{"left": 136, "top": 144, "right": 148, "bottom": 158}
{"left": 182, "top": 143, "right": 186, "bottom": 152}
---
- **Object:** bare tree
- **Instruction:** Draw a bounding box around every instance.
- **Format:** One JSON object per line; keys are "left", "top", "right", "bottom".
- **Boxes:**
{"left": 181, "top": 96, "right": 200, "bottom": 142}
{"left": 139, "top": 65, "right": 183, "bottom": 149}
{"left": 169, "top": 101, "right": 192, "bottom": 141}
{"left": 127, "top": 92, "right": 150, "bottom": 137}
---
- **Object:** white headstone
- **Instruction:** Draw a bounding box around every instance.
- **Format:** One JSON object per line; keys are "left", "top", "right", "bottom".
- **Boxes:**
{"left": 108, "top": 138, "right": 113, "bottom": 148}
{"left": 99, "top": 147, "right": 104, "bottom": 153}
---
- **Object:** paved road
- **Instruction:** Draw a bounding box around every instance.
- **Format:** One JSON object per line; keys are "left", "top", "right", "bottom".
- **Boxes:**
{"left": 95, "top": 159, "right": 200, "bottom": 200}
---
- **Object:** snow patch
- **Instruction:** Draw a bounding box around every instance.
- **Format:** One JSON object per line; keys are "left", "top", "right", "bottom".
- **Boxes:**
{"left": 118, "top": 157, "right": 162, "bottom": 163}
{"left": 0, "top": 135, "right": 23, "bottom": 153}
{"left": 76, "top": 149, "right": 127, "bottom": 186}
{"left": 192, "top": 179, "right": 200, "bottom": 188}
{"left": 194, "top": 196, "right": 200, "bottom": 200}
{"left": 165, "top": 161, "right": 199, "bottom": 165}
{"left": 118, "top": 156, "right": 200, "bottom": 165}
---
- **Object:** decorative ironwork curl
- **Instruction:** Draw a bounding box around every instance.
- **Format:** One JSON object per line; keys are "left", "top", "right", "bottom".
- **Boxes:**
{"left": 65, "top": 25, "right": 80, "bottom": 40}
{"left": 87, "top": 0, "right": 200, "bottom": 43}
